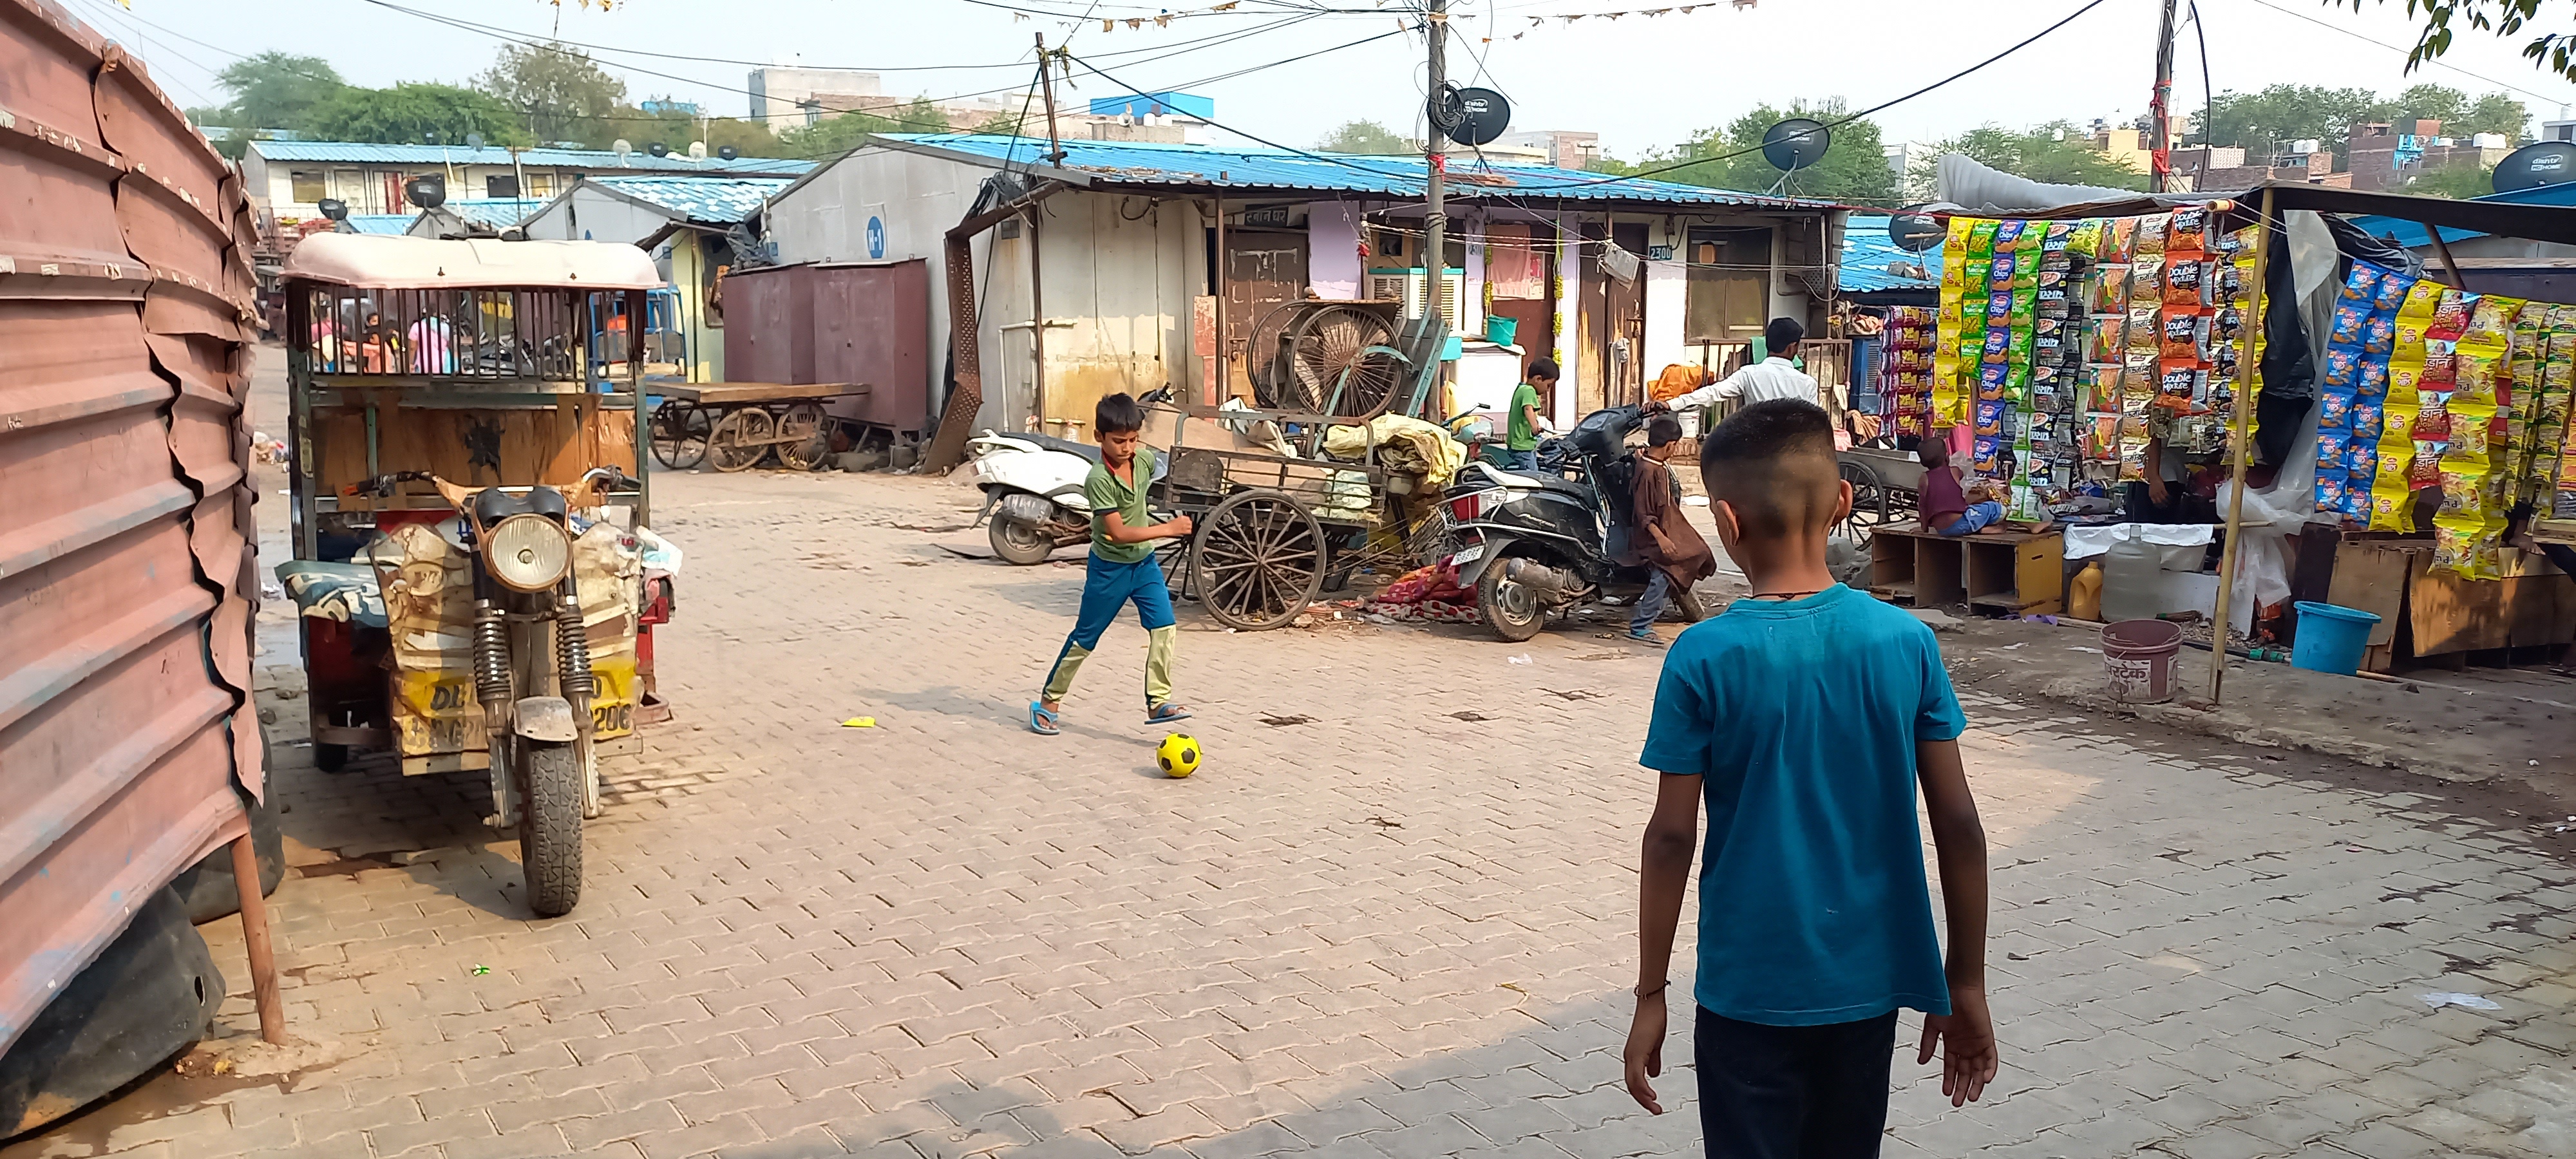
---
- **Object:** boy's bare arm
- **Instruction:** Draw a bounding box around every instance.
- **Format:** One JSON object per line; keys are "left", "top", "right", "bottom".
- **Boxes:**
{"left": 1622, "top": 773, "right": 1701, "bottom": 1115}
{"left": 1915, "top": 737, "right": 1998, "bottom": 1106}
{"left": 1100, "top": 511, "right": 1193, "bottom": 543}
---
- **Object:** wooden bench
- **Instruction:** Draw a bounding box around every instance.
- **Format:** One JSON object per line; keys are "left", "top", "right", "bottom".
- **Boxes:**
{"left": 1868, "top": 523, "right": 2064, "bottom": 616}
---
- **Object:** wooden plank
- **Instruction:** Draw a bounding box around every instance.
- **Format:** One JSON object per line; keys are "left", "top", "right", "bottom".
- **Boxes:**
{"left": 2325, "top": 540, "right": 2413, "bottom": 650}
{"left": 2409, "top": 551, "right": 2510, "bottom": 655}
{"left": 656, "top": 382, "right": 867, "bottom": 404}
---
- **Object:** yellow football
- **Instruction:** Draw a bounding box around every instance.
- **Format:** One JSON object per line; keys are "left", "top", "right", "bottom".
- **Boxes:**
{"left": 1156, "top": 732, "right": 1201, "bottom": 778}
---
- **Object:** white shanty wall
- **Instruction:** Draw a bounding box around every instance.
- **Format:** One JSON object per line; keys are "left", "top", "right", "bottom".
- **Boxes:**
{"left": 518, "top": 185, "right": 670, "bottom": 246}
{"left": 765, "top": 147, "right": 999, "bottom": 429}
{"left": 1642, "top": 257, "right": 1687, "bottom": 381}
{"left": 1012, "top": 191, "right": 1204, "bottom": 436}
{"left": 1307, "top": 202, "right": 1361, "bottom": 300}
{"left": 1551, "top": 214, "right": 1580, "bottom": 429}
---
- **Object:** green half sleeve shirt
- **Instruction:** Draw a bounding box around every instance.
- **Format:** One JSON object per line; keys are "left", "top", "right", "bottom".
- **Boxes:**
{"left": 1084, "top": 447, "right": 1158, "bottom": 565}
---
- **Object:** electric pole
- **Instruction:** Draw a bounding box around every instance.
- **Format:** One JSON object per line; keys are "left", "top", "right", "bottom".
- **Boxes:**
{"left": 2150, "top": 0, "right": 2179, "bottom": 192}
{"left": 1423, "top": 0, "right": 1447, "bottom": 325}
{"left": 1036, "top": 33, "right": 1066, "bottom": 167}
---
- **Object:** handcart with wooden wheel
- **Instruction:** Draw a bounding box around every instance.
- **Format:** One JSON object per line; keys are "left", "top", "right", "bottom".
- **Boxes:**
{"left": 649, "top": 381, "right": 867, "bottom": 471}
{"left": 1836, "top": 443, "right": 1925, "bottom": 547}
{"left": 1151, "top": 314, "right": 1456, "bottom": 630}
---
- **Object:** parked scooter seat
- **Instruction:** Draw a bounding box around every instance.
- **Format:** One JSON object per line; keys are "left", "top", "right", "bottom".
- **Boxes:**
{"left": 1025, "top": 433, "right": 1104, "bottom": 464}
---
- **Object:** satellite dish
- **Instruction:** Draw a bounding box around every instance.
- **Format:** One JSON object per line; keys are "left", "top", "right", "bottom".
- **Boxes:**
{"left": 1429, "top": 85, "right": 1511, "bottom": 147}
{"left": 717, "top": 145, "right": 739, "bottom": 160}
{"left": 422, "top": 131, "right": 438, "bottom": 145}
{"left": 1888, "top": 210, "right": 1944, "bottom": 252}
{"left": 688, "top": 141, "right": 708, "bottom": 160}
{"left": 2492, "top": 140, "right": 2576, "bottom": 193}
{"left": 647, "top": 142, "right": 670, "bottom": 158}
{"left": 404, "top": 174, "right": 446, "bottom": 211}
{"left": 317, "top": 198, "right": 348, "bottom": 222}
{"left": 1761, "top": 117, "right": 1832, "bottom": 172}
{"left": 612, "top": 138, "right": 633, "bottom": 161}
{"left": 465, "top": 131, "right": 484, "bottom": 149}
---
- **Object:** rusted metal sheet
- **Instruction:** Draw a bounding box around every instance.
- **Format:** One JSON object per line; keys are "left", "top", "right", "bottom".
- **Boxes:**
{"left": 0, "top": 0, "right": 262, "bottom": 1055}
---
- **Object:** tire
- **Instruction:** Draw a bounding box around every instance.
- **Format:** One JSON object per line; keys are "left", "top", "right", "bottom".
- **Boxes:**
{"left": 314, "top": 742, "right": 349, "bottom": 772}
{"left": 520, "top": 742, "right": 584, "bottom": 917}
{"left": 989, "top": 514, "right": 1056, "bottom": 565}
{"left": 1477, "top": 559, "right": 1547, "bottom": 642}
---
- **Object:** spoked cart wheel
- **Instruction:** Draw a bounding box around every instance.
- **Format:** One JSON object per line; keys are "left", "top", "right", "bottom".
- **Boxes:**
{"left": 1189, "top": 488, "right": 1326, "bottom": 630}
{"left": 1838, "top": 459, "right": 1891, "bottom": 547}
{"left": 1287, "top": 305, "right": 1401, "bottom": 419}
{"left": 706, "top": 407, "right": 775, "bottom": 473}
{"left": 775, "top": 403, "right": 830, "bottom": 471}
{"left": 649, "top": 400, "right": 710, "bottom": 469}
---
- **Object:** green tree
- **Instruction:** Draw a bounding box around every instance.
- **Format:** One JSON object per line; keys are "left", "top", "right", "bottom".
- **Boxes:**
{"left": 2391, "top": 82, "right": 2470, "bottom": 128}
{"left": 775, "top": 97, "right": 950, "bottom": 159}
{"left": 1639, "top": 100, "right": 1897, "bottom": 203}
{"left": 475, "top": 42, "right": 627, "bottom": 146}
{"left": 2360, "top": 0, "right": 2576, "bottom": 84}
{"left": 1927, "top": 122, "right": 2151, "bottom": 191}
{"left": 2401, "top": 162, "right": 2499, "bottom": 197}
{"left": 306, "top": 83, "right": 527, "bottom": 147}
{"left": 2461, "top": 91, "right": 2531, "bottom": 138}
{"left": 203, "top": 52, "right": 343, "bottom": 131}
{"left": 614, "top": 104, "right": 781, "bottom": 157}
{"left": 1317, "top": 120, "right": 1411, "bottom": 155}
{"left": 2196, "top": 84, "right": 2388, "bottom": 162}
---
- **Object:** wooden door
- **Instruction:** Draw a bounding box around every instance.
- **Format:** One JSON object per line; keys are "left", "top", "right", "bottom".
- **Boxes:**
{"left": 1484, "top": 222, "right": 1554, "bottom": 384}
{"left": 1223, "top": 229, "right": 1307, "bottom": 400}
{"left": 1609, "top": 221, "right": 1649, "bottom": 408}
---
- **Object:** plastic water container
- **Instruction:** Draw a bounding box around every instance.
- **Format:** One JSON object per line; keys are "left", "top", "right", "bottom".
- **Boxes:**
{"left": 1484, "top": 316, "right": 1519, "bottom": 346}
{"left": 2290, "top": 601, "right": 2381, "bottom": 676}
{"left": 2102, "top": 618, "right": 2184, "bottom": 703}
{"left": 2098, "top": 525, "right": 2164, "bottom": 625}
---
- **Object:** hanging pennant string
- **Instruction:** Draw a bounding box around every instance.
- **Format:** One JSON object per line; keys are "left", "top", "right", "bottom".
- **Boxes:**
{"left": 1524, "top": 1, "right": 1750, "bottom": 22}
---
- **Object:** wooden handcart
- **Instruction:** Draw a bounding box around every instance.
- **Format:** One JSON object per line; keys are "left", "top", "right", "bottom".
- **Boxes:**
{"left": 1151, "top": 316, "right": 1457, "bottom": 630}
{"left": 1837, "top": 442, "right": 1926, "bottom": 546}
{"left": 649, "top": 381, "right": 867, "bottom": 472}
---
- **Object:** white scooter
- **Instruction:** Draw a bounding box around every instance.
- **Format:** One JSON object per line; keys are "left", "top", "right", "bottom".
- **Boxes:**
{"left": 965, "top": 430, "right": 1099, "bottom": 564}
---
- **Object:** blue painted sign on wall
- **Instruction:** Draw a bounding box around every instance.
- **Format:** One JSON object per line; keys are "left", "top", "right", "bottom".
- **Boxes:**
{"left": 866, "top": 216, "right": 886, "bottom": 259}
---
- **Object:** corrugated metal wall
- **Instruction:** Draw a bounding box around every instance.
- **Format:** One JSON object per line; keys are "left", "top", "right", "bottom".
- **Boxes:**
{"left": 0, "top": 0, "right": 263, "bottom": 1053}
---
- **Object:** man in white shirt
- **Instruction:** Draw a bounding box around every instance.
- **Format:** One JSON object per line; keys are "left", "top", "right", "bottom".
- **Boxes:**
{"left": 1651, "top": 317, "right": 1819, "bottom": 413}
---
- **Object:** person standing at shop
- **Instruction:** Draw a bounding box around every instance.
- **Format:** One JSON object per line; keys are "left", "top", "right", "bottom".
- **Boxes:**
{"left": 1505, "top": 359, "right": 1560, "bottom": 472}
{"left": 1650, "top": 317, "right": 1822, "bottom": 414}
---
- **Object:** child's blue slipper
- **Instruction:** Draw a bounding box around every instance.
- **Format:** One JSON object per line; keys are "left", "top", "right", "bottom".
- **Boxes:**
{"left": 1029, "top": 701, "right": 1061, "bottom": 735}
{"left": 1146, "top": 702, "right": 1192, "bottom": 724}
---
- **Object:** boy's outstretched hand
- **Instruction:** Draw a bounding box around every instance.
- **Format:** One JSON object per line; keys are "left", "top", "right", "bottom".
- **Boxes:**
{"left": 1917, "top": 986, "right": 1998, "bottom": 1106}
{"left": 1621, "top": 990, "right": 1669, "bottom": 1114}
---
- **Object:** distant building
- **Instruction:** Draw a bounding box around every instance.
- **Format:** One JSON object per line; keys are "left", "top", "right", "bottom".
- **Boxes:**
{"left": 747, "top": 66, "right": 884, "bottom": 129}
{"left": 747, "top": 66, "right": 1211, "bottom": 142}
{"left": 2170, "top": 144, "right": 2350, "bottom": 193}
{"left": 2088, "top": 123, "right": 2178, "bottom": 174}
{"left": 2346, "top": 120, "right": 2513, "bottom": 192}
{"left": 243, "top": 140, "right": 811, "bottom": 223}
{"left": 2541, "top": 118, "right": 2576, "bottom": 144}
{"left": 1882, "top": 140, "right": 1938, "bottom": 194}
{"left": 519, "top": 175, "right": 799, "bottom": 382}
{"left": 1492, "top": 130, "right": 1600, "bottom": 169}
{"left": 638, "top": 99, "right": 702, "bottom": 117}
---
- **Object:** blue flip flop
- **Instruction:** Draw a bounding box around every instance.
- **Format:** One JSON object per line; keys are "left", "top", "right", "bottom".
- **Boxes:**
{"left": 1146, "top": 702, "right": 1192, "bottom": 724}
{"left": 1029, "top": 701, "right": 1061, "bottom": 735}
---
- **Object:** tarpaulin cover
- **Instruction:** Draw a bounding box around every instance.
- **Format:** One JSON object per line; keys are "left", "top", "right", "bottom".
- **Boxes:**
{"left": 282, "top": 232, "right": 663, "bottom": 291}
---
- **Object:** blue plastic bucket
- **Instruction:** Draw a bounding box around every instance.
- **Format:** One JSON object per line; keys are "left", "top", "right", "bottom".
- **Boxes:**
{"left": 1484, "top": 316, "right": 1519, "bottom": 346}
{"left": 2290, "top": 601, "right": 2381, "bottom": 676}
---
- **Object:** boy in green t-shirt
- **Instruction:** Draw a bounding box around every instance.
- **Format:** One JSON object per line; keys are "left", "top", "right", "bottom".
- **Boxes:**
{"left": 1504, "top": 357, "right": 1560, "bottom": 471}
{"left": 1030, "top": 393, "right": 1197, "bottom": 735}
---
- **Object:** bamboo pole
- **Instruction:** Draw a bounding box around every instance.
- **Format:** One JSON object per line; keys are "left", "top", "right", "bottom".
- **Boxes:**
{"left": 2208, "top": 185, "right": 2276, "bottom": 705}
{"left": 232, "top": 833, "right": 285, "bottom": 1044}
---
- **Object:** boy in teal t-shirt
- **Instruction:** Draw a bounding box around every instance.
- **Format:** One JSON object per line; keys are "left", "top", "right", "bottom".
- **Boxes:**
{"left": 1029, "top": 393, "right": 1197, "bottom": 735}
{"left": 1623, "top": 399, "right": 1998, "bottom": 1155}
{"left": 1502, "top": 357, "right": 1558, "bottom": 471}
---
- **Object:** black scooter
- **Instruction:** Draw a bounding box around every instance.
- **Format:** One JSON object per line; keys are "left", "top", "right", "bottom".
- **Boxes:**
{"left": 1441, "top": 405, "right": 1705, "bottom": 641}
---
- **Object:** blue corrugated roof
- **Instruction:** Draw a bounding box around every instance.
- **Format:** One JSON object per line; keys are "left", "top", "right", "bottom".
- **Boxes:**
{"left": 2346, "top": 182, "right": 2576, "bottom": 247}
{"left": 873, "top": 134, "right": 1830, "bottom": 208}
{"left": 1840, "top": 214, "right": 1942, "bottom": 294}
{"left": 589, "top": 176, "right": 791, "bottom": 225}
{"left": 249, "top": 140, "right": 813, "bottom": 175}
{"left": 442, "top": 198, "right": 545, "bottom": 228}
{"left": 345, "top": 214, "right": 414, "bottom": 235}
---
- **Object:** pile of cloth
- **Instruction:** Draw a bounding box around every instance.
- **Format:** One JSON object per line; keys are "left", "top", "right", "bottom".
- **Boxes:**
{"left": 1323, "top": 413, "right": 1468, "bottom": 487}
{"left": 1359, "top": 561, "right": 1482, "bottom": 623}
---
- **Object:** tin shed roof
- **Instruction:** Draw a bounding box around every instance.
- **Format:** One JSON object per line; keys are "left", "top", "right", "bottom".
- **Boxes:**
{"left": 869, "top": 134, "right": 1832, "bottom": 209}
{"left": 1839, "top": 214, "right": 1943, "bottom": 294}
{"left": 346, "top": 214, "right": 415, "bottom": 235}
{"left": 589, "top": 176, "right": 791, "bottom": 225}
{"left": 442, "top": 198, "right": 546, "bottom": 228}
{"left": 249, "top": 140, "right": 814, "bottom": 176}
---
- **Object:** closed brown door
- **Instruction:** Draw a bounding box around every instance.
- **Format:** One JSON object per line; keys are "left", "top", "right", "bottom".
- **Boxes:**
{"left": 1224, "top": 229, "right": 1307, "bottom": 400}
{"left": 1609, "top": 222, "right": 1649, "bottom": 408}
{"left": 1578, "top": 221, "right": 1607, "bottom": 417}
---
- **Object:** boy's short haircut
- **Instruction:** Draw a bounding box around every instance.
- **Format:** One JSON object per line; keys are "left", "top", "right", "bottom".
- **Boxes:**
{"left": 1701, "top": 399, "right": 1839, "bottom": 540}
{"left": 1527, "top": 357, "right": 1560, "bottom": 381}
{"left": 1095, "top": 391, "right": 1145, "bottom": 435}
{"left": 1917, "top": 432, "right": 1949, "bottom": 467}
{"left": 1765, "top": 316, "right": 1806, "bottom": 352}
{"left": 1645, "top": 413, "right": 1683, "bottom": 448}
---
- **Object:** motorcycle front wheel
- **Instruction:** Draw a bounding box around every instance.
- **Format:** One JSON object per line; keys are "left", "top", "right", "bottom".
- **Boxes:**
{"left": 520, "top": 742, "right": 584, "bottom": 917}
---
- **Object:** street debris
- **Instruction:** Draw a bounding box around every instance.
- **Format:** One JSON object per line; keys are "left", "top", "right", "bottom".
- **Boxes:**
{"left": 841, "top": 717, "right": 877, "bottom": 728}
{"left": 1260, "top": 714, "right": 1314, "bottom": 727}
{"left": 2418, "top": 992, "right": 2501, "bottom": 1010}
{"left": 1507, "top": 654, "right": 1532, "bottom": 664}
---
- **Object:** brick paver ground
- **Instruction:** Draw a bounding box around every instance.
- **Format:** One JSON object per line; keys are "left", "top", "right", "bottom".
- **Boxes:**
{"left": 7, "top": 462, "right": 2574, "bottom": 1159}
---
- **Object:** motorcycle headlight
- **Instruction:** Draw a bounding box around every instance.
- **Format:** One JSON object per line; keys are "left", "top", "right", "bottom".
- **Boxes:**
{"left": 485, "top": 514, "right": 572, "bottom": 592}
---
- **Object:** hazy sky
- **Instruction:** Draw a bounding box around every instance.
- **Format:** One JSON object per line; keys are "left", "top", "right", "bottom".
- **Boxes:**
{"left": 80, "top": 0, "right": 2576, "bottom": 158}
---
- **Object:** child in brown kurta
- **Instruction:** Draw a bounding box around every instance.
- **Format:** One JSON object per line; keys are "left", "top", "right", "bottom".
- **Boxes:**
{"left": 1627, "top": 414, "right": 1718, "bottom": 645}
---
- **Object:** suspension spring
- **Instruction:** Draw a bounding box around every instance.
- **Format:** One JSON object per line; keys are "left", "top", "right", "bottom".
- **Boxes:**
{"left": 556, "top": 596, "right": 594, "bottom": 699}
{"left": 471, "top": 601, "right": 511, "bottom": 705}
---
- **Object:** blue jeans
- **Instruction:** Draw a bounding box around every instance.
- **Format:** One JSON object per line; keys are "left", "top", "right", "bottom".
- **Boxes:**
{"left": 1937, "top": 500, "right": 2004, "bottom": 536}
{"left": 1630, "top": 569, "right": 1671, "bottom": 634}
{"left": 1504, "top": 448, "right": 1540, "bottom": 471}
{"left": 1041, "top": 554, "right": 1177, "bottom": 707}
